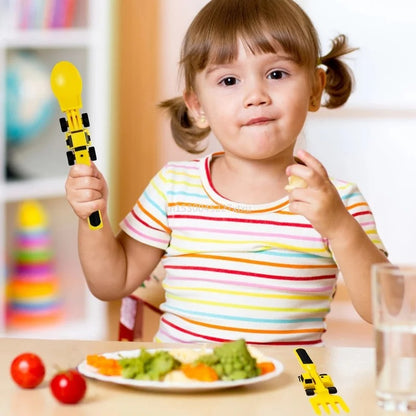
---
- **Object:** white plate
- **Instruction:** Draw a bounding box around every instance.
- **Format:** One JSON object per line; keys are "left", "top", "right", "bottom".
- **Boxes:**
{"left": 77, "top": 348, "right": 284, "bottom": 392}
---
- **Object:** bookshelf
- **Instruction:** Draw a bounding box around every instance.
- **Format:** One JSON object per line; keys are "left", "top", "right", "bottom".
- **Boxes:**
{"left": 0, "top": 0, "right": 113, "bottom": 339}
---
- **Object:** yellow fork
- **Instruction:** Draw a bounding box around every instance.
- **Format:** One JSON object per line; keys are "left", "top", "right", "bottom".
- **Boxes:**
{"left": 50, "top": 61, "right": 103, "bottom": 230}
{"left": 294, "top": 348, "right": 350, "bottom": 415}
{"left": 309, "top": 389, "right": 349, "bottom": 414}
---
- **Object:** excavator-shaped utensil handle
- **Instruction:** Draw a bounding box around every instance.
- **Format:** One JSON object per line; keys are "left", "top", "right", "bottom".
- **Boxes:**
{"left": 51, "top": 61, "right": 103, "bottom": 230}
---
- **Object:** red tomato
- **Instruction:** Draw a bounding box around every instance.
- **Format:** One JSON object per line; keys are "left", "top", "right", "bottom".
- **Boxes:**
{"left": 10, "top": 353, "right": 46, "bottom": 389}
{"left": 50, "top": 369, "right": 87, "bottom": 404}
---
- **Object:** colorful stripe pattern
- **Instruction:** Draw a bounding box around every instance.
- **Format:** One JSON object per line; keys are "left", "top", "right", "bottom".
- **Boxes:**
{"left": 120, "top": 154, "right": 385, "bottom": 345}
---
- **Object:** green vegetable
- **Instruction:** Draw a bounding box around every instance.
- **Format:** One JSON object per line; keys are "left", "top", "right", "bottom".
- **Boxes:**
{"left": 198, "top": 339, "right": 260, "bottom": 381}
{"left": 119, "top": 349, "right": 180, "bottom": 381}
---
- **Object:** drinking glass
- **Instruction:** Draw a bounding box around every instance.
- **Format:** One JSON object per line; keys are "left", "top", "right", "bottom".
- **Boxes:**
{"left": 372, "top": 263, "right": 416, "bottom": 411}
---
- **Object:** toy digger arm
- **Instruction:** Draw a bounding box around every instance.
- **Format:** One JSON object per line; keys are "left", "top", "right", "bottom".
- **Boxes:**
{"left": 294, "top": 348, "right": 330, "bottom": 395}
{"left": 50, "top": 61, "right": 103, "bottom": 230}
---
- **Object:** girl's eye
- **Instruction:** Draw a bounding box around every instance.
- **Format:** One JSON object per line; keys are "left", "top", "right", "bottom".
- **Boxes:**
{"left": 219, "top": 76, "right": 238, "bottom": 86}
{"left": 267, "top": 70, "right": 287, "bottom": 80}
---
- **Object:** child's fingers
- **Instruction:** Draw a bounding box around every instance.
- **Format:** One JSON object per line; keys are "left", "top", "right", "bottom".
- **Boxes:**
{"left": 286, "top": 150, "right": 330, "bottom": 190}
{"left": 68, "top": 162, "right": 101, "bottom": 179}
{"left": 65, "top": 184, "right": 105, "bottom": 220}
{"left": 65, "top": 163, "right": 107, "bottom": 220}
{"left": 294, "top": 149, "right": 328, "bottom": 178}
{"left": 67, "top": 163, "right": 106, "bottom": 194}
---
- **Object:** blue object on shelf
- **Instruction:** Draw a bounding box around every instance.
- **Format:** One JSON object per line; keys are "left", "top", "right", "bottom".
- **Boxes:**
{"left": 6, "top": 52, "right": 54, "bottom": 145}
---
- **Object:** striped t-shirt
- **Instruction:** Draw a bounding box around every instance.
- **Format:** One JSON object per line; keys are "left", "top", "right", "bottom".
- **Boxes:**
{"left": 120, "top": 153, "right": 385, "bottom": 346}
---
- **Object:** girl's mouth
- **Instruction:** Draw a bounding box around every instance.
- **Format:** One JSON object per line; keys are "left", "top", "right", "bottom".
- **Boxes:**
{"left": 244, "top": 117, "right": 273, "bottom": 126}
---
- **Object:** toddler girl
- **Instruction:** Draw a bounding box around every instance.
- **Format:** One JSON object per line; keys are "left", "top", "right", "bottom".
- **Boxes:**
{"left": 66, "top": 0, "right": 388, "bottom": 345}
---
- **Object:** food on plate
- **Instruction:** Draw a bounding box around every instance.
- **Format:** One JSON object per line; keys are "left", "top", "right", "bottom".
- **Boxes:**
{"left": 181, "top": 362, "right": 219, "bottom": 382}
{"left": 257, "top": 361, "right": 276, "bottom": 375}
{"left": 10, "top": 352, "right": 45, "bottom": 389}
{"left": 85, "top": 339, "right": 276, "bottom": 384}
{"left": 197, "top": 338, "right": 260, "bottom": 380}
{"left": 168, "top": 347, "right": 210, "bottom": 364}
{"left": 119, "top": 349, "right": 181, "bottom": 381}
{"left": 285, "top": 175, "right": 307, "bottom": 191}
{"left": 86, "top": 354, "right": 122, "bottom": 376}
{"left": 50, "top": 369, "right": 87, "bottom": 404}
{"left": 163, "top": 369, "right": 193, "bottom": 383}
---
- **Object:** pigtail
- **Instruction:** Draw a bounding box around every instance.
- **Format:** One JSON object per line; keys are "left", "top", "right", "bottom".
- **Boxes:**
{"left": 159, "top": 97, "right": 210, "bottom": 154}
{"left": 320, "top": 34, "right": 357, "bottom": 109}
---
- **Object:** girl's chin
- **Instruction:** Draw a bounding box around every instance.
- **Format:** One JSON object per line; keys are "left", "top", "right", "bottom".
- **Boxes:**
{"left": 243, "top": 142, "right": 290, "bottom": 159}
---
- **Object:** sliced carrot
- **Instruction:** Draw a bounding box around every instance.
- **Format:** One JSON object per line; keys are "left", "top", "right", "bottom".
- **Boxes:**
{"left": 86, "top": 354, "right": 122, "bottom": 376}
{"left": 181, "top": 363, "right": 219, "bottom": 382}
{"left": 97, "top": 361, "right": 122, "bottom": 376}
{"left": 257, "top": 361, "right": 275, "bottom": 375}
{"left": 86, "top": 354, "right": 102, "bottom": 366}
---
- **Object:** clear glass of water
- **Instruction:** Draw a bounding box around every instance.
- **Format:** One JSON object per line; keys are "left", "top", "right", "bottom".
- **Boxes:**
{"left": 372, "top": 263, "right": 416, "bottom": 411}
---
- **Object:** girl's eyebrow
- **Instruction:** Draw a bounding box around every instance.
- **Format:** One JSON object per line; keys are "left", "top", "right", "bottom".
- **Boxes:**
{"left": 204, "top": 54, "right": 296, "bottom": 75}
{"left": 261, "top": 54, "right": 297, "bottom": 65}
{"left": 205, "top": 64, "right": 232, "bottom": 76}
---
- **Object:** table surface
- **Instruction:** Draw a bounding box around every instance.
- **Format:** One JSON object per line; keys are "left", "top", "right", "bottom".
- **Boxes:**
{"left": 0, "top": 337, "right": 411, "bottom": 416}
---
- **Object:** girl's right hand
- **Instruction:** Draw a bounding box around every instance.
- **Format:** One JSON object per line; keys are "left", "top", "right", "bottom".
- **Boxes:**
{"left": 65, "top": 163, "right": 108, "bottom": 221}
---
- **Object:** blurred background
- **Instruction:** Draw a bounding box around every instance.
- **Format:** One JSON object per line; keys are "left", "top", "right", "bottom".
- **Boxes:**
{"left": 0, "top": 0, "right": 415, "bottom": 345}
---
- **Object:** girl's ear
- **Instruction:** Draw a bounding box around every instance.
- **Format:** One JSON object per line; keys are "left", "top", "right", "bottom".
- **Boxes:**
{"left": 183, "top": 90, "right": 209, "bottom": 129}
{"left": 309, "top": 67, "right": 326, "bottom": 112}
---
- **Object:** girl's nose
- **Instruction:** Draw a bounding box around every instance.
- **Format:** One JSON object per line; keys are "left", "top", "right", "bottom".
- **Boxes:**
{"left": 243, "top": 80, "right": 271, "bottom": 107}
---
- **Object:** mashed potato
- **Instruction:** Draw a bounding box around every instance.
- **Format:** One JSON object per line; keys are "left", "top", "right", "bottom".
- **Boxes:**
{"left": 168, "top": 347, "right": 210, "bottom": 364}
{"left": 163, "top": 369, "right": 194, "bottom": 383}
{"left": 247, "top": 346, "right": 267, "bottom": 363}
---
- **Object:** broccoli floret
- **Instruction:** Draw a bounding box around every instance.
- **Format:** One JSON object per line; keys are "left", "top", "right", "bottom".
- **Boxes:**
{"left": 198, "top": 339, "right": 260, "bottom": 381}
{"left": 119, "top": 349, "right": 180, "bottom": 381}
{"left": 146, "top": 351, "right": 180, "bottom": 381}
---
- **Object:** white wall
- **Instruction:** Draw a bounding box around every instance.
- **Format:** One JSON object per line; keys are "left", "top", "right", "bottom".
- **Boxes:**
{"left": 158, "top": 0, "right": 416, "bottom": 263}
{"left": 299, "top": 0, "right": 416, "bottom": 263}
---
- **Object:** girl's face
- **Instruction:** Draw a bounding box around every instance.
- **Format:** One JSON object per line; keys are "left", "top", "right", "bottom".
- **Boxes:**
{"left": 185, "top": 41, "right": 325, "bottom": 163}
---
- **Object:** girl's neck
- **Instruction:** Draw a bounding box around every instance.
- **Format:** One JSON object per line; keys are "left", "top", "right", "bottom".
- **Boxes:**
{"left": 210, "top": 153, "right": 294, "bottom": 204}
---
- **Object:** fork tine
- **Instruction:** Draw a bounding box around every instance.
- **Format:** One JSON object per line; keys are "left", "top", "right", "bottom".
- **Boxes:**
{"left": 311, "top": 394, "right": 351, "bottom": 415}
{"left": 337, "top": 397, "right": 350, "bottom": 413}
{"left": 321, "top": 402, "right": 331, "bottom": 414}
{"left": 311, "top": 400, "right": 322, "bottom": 415}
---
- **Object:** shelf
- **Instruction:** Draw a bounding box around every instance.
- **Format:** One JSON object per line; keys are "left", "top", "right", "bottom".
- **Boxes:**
{"left": 1, "top": 176, "right": 66, "bottom": 202}
{"left": 0, "top": 0, "right": 112, "bottom": 341}
{"left": 1, "top": 29, "right": 92, "bottom": 49}
{"left": 4, "top": 305, "right": 107, "bottom": 340}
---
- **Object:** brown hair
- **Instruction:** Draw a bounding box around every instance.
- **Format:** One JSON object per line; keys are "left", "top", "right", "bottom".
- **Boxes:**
{"left": 160, "top": 0, "right": 356, "bottom": 153}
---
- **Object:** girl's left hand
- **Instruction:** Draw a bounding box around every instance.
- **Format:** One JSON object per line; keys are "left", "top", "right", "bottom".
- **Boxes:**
{"left": 285, "top": 149, "right": 352, "bottom": 240}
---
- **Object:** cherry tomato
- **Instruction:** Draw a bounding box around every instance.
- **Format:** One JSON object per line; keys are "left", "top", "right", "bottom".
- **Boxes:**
{"left": 10, "top": 353, "right": 46, "bottom": 389}
{"left": 50, "top": 369, "right": 87, "bottom": 404}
